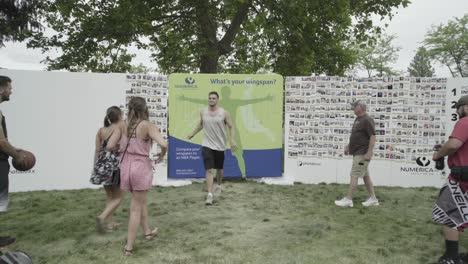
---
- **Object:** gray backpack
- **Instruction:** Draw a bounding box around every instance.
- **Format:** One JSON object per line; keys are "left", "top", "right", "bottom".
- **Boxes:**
{"left": 0, "top": 251, "right": 32, "bottom": 264}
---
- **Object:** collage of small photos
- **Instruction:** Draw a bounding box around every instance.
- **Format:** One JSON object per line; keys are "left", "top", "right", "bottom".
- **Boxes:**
{"left": 285, "top": 76, "right": 448, "bottom": 163}
{"left": 123, "top": 74, "right": 168, "bottom": 166}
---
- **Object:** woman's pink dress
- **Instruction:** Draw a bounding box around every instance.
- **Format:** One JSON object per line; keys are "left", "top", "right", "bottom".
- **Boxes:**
{"left": 119, "top": 135, "right": 153, "bottom": 191}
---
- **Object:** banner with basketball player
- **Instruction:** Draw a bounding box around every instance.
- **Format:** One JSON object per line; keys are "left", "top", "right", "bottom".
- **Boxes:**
{"left": 168, "top": 73, "right": 283, "bottom": 178}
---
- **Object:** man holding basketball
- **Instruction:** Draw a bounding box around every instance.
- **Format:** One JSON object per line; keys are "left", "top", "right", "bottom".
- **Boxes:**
{"left": 0, "top": 76, "right": 27, "bottom": 248}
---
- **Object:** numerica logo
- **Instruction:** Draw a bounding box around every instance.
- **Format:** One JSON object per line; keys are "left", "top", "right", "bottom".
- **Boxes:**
{"left": 175, "top": 77, "right": 198, "bottom": 88}
{"left": 416, "top": 157, "right": 431, "bottom": 167}
{"left": 297, "top": 161, "right": 321, "bottom": 166}
{"left": 400, "top": 157, "right": 435, "bottom": 173}
{"left": 185, "top": 77, "right": 195, "bottom": 84}
{"left": 10, "top": 169, "right": 36, "bottom": 174}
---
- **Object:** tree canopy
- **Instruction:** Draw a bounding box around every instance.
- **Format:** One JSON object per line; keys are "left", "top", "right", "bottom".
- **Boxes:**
{"left": 0, "top": 0, "right": 43, "bottom": 47}
{"left": 407, "top": 47, "right": 434, "bottom": 77}
{"left": 28, "top": 0, "right": 409, "bottom": 74}
{"left": 355, "top": 33, "right": 401, "bottom": 77}
{"left": 423, "top": 14, "right": 467, "bottom": 77}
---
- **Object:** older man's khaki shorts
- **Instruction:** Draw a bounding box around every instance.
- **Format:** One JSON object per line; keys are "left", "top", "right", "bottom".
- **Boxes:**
{"left": 350, "top": 155, "right": 370, "bottom": 178}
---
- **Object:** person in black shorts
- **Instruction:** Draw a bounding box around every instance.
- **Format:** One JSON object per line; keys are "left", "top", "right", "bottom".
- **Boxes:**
{"left": 202, "top": 147, "right": 225, "bottom": 172}
{"left": 188, "top": 91, "right": 237, "bottom": 205}
{"left": 0, "top": 76, "right": 27, "bottom": 248}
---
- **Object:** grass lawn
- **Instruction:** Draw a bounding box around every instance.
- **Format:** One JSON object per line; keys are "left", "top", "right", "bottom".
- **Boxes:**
{"left": 1, "top": 180, "right": 463, "bottom": 264}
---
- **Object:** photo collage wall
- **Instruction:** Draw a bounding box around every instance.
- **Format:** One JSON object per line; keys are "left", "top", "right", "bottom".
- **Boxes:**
{"left": 285, "top": 76, "right": 448, "bottom": 163}
{"left": 123, "top": 74, "right": 169, "bottom": 166}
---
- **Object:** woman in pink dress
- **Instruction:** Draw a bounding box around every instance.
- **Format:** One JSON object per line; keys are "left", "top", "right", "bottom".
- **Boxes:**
{"left": 120, "top": 97, "right": 167, "bottom": 256}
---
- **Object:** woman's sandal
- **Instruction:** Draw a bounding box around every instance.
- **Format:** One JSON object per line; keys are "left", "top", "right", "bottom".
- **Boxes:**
{"left": 106, "top": 222, "right": 122, "bottom": 231}
{"left": 95, "top": 217, "right": 106, "bottom": 234}
{"left": 123, "top": 247, "right": 133, "bottom": 257}
{"left": 144, "top": 227, "right": 158, "bottom": 241}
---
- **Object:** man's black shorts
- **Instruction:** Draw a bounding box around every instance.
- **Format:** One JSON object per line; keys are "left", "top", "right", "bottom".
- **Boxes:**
{"left": 202, "top": 147, "right": 225, "bottom": 170}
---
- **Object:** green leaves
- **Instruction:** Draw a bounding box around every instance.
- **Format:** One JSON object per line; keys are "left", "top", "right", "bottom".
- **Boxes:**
{"left": 0, "top": 0, "right": 44, "bottom": 46}
{"left": 407, "top": 47, "right": 434, "bottom": 77}
{"left": 355, "top": 33, "right": 401, "bottom": 77}
{"left": 423, "top": 14, "right": 467, "bottom": 77}
{"left": 26, "top": 0, "right": 409, "bottom": 74}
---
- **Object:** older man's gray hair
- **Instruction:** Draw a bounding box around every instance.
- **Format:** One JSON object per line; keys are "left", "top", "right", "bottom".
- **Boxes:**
{"left": 350, "top": 100, "right": 367, "bottom": 110}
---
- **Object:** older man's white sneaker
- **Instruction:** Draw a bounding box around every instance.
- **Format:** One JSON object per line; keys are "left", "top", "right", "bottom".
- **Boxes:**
{"left": 334, "top": 197, "right": 353, "bottom": 207}
{"left": 362, "top": 198, "right": 379, "bottom": 207}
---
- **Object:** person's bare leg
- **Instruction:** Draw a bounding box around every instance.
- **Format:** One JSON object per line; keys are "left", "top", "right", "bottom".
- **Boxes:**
{"left": 214, "top": 169, "right": 223, "bottom": 195}
{"left": 99, "top": 186, "right": 112, "bottom": 222}
{"left": 139, "top": 191, "right": 154, "bottom": 236}
{"left": 125, "top": 191, "right": 145, "bottom": 254}
{"left": 96, "top": 186, "right": 115, "bottom": 232}
{"left": 216, "top": 169, "right": 223, "bottom": 186}
{"left": 206, "top": 169, "right": 214, "bottom": 194}
{"left": 363, "top": 175, "right": 376, "bottom": 199}
{"left": 99, "top": 186, "right": 123, "bottom": 224}
{"left": 205, "top": 169, "right": 214, "bottom": 204}
{"left": 109, "top": 187, "right": 123, "bottom": 228}
{"left": 346, "top": 177, "right": 359, "bottom": 200}
{"left": 443, "top": 226, "right": 459, "bottom": 241}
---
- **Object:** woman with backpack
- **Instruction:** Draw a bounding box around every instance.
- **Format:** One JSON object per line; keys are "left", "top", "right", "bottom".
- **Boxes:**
{"left": 90, "top": 106, "right": 123, "bottom": 233}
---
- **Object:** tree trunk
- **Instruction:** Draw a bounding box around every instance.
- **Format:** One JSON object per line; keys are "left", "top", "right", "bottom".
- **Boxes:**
{"left": 447, "top": 64, "right": 456, "bottom": 77}
{"left": 200, "top": 53, "right": 219, "bottom": 73}
{"left": 195, "top": 0, "right": 252, "bottom": 73}
{"left": 195, "top": 0, "right": 219, "bottom": 73}
{"left": 454, "top": 59, "right": 465, "bottom": 77}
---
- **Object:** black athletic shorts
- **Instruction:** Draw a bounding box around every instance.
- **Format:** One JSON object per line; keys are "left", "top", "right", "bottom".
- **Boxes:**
{"left": 0, "top": 160, "right": 10, "bottom": 212}
{"left": 202, "top": 147, "right": 225, "bottom": 170}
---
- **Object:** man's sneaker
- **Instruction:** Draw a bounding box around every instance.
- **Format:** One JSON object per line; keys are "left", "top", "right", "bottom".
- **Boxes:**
{"left": 214, "top": 185, "right": 222, "bottom": 196}
{"left": 438, "top": 255, "right": 463, "bottom": 264}
{"left": 205, "top": 193, "right": 213, "bottom": 205}
{"left": 0, "top": 236, "right": 16, "bottom": 248}
{"left": 458, "top": 253, "right": 468, "bottom": 263}
{"left": 334, "top": 197, "right": 353, "bottom": 207}
{"left": 362, "top": 197, "right": 380, "bottom": 207}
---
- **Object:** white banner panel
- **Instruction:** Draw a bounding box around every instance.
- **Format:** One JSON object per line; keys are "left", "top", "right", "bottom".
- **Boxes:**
{"left": 284, "top": 76, "right": 468, "bottom": 188}
{"left": 0, "top": 70, "right": 170, "bottom": 192}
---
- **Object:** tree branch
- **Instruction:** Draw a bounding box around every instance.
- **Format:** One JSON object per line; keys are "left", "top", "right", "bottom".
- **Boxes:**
{"left": 152, "top": 18, "right": 180, "bottom": 31}
{"left": 446, "top": 64, "right": 455, "bottom": 77}
{"left": 194, "top": 0, "right": 217, "bottom": 48}
{"left": 218, "top": 0, "right": 253, "bottom": 55}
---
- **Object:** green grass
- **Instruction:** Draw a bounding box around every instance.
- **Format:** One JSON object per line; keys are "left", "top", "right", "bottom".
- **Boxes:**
{"left": 0, "top": 180, "right": 462, "bottom": 263}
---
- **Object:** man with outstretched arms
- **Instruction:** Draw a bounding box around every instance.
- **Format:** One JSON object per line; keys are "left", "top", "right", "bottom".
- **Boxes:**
{"left": 188, "top": 91, "right": 237, "bottom": 205}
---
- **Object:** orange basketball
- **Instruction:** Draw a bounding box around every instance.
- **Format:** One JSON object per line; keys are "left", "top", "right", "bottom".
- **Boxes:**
{"left": 12, "top": 150, "right": 36, "bottom": 171}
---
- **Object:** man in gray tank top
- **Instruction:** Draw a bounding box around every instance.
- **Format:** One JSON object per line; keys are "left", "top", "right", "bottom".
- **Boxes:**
{"left": 335, "top": 100, "right": 379, "bottom": 208}
{"left": 188, "top": 91, "right": 237, "bottom": 205}
{"left": 0, "top": 76, "right": 27, "bottom": 248}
